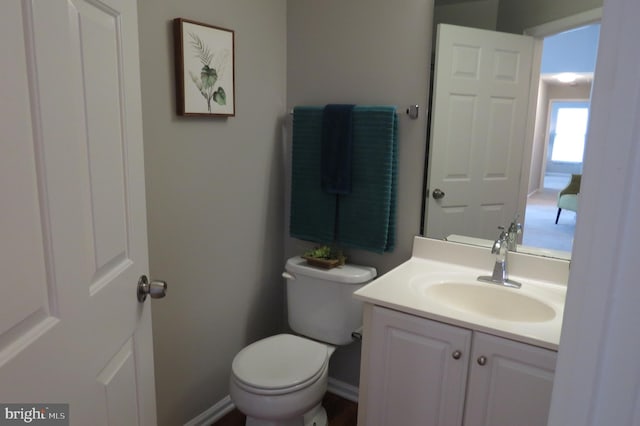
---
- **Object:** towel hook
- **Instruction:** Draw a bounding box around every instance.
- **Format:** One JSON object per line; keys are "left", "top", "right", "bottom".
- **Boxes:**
{"left": 406, "top": 105, "right": 419, "bottom": 119}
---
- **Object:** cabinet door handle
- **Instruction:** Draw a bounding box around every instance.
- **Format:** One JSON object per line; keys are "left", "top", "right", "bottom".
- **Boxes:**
{"left": 452, "top": 350, "right": 462, "bottom": 360}
{"left": 477, "top": 356, "right": 487, "bottom": 366}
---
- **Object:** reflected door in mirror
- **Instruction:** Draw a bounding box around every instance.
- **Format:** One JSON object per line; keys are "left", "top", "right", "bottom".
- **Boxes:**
{"left": 425, "top": 24, "right": 534, "bottom": 240}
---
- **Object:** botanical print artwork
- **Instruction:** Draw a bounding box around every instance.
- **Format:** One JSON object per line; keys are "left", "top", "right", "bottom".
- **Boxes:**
{"left": 174, "top": 18, "right": 235, "bottom": 116}
{"left": 187, "top": 32, "right": 230, "bottom": 113}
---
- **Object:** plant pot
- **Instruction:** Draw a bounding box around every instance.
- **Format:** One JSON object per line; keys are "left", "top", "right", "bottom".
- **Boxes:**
{"left": 302, "top": 255, "right": 341, "bottom": 269}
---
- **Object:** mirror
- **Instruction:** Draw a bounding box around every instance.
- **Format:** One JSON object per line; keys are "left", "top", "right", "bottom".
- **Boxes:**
{"left": 421, "top": 7, "right": 600, "bottom": 260}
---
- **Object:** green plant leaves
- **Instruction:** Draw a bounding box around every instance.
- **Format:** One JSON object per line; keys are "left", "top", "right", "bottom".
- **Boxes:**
{"left": 188, "top": 32, "right": 229, "bottom": 111}
{"left": 303, "top": 245, "right": 346, "bottom": 264}
{"left": 213, "top": 87, "right": 226, "bottom": 105}
{"left": 189, "top": 33, "right": 213, "bottom": 66}
{"left": 200, "top": 65, "right": 217, "bottom": 89}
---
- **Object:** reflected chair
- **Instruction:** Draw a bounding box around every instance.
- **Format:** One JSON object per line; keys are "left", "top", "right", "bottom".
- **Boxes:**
{"left": 555, "top": 174, "right": 581, "bottom": 224}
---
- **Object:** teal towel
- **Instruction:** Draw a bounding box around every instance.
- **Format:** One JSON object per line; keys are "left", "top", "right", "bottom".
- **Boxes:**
{"left": 290, "top": 107, "right": 337, "bottom": 244}
{"left": 322, "top": 104, "right": 355, "bottom": 194}
{"left": 289, "top": 105, "right": 398, "bottom": 253}
{"left": 337, "top": 106, "right": 398, "bottom": 253}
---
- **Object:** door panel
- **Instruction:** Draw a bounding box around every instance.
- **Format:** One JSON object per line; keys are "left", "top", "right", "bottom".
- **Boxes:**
{"left": 427, "top": 24, "right": 534, "bottom": 240}
{"left": 464, "top": 332, "right": 557, "bottom": 426}
{"left": 97, "top": 338, "right": 140, "bottom": 426}
{"left": 365, "top": 306, "right": 471, "bottom": 426}
{"left": 0, "top": 0, "right": 156, "bottom": 424}
{"left": 79, "top": 2, "right": 129, "bottom": 279}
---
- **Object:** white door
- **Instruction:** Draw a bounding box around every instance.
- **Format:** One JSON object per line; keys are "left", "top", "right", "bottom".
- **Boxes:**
{"left": 464, "top": 332, "right": 557, "bottom": 426}
{"left": 0, "top": 0, "right": 160, "bottom": 424}
{"left": 362, "top": 306, "right": 471, "bottom": 426}
{"left": 426, "top": 24, "right": 534, "bottom": 240}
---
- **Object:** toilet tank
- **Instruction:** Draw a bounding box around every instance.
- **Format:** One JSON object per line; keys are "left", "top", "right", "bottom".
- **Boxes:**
{"left": 284, "top": 256, "right": 377, "bottom": 345}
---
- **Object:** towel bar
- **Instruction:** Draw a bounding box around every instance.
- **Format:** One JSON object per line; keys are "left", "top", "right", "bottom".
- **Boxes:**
{"left": 289, "top": 105, "right": 420, "bottom": 119}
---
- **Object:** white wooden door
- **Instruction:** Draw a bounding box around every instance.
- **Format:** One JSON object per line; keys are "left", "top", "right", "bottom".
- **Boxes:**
{"left": 426, "top": 24, "right": 534, "bottom": 240}
{"left": 0, "top": 0, "right": 158, "bottom": 424}
{"left": 463, "top": 332, "right": 557, "bottom": 426}
{"left": 363, "top": 306, "right": 471, "bottom": 426}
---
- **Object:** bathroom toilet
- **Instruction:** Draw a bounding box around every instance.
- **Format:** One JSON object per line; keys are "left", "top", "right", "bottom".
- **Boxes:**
{"left": 229, "top": 256, "right": 376, "bottom": 426}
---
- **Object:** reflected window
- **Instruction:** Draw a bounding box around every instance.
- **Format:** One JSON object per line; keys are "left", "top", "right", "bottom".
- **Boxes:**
{"left": 551, "top": 107, "right": 589, "bottom": 162}
{"left": 548, "top": 101, "right": 589, "bottom": 166}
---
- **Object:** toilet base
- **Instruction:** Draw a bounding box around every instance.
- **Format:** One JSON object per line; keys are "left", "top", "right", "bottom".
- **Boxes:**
{"left": 303, "top": 403, "right": 328, "bottom": 426}
{"left": 245, "top": 403, "right": 327, "bottom": 426}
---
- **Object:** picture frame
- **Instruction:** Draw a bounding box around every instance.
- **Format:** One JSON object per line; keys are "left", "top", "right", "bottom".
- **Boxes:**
{"left": 173, "top": 18, "right": 235, "bottom": 117}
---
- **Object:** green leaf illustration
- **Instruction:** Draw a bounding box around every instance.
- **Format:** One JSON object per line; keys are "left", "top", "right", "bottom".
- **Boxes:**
{"left": 213, "top": 87, "right": 226, "bottom": 105}
{"left": 187, "top": 32, "right": 230, "bottom": 112}
{"left": 201, "top": 65, "right": 217, "bottom": 89}
{"left": 188, "top": 33, "right": 213, "bottom": 66}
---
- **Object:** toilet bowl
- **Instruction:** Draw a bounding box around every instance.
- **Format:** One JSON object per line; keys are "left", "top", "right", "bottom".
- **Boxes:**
{"left": 229, "top": 257, "right": 377, "bottom": 426}
{"left": 230, "top": 334, "right": 336, "bottom": 426}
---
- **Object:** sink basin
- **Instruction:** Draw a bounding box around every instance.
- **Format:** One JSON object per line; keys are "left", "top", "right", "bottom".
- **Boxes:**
{"left": 423, "top": 282, "right": 556, "bottom": 323}
{"left": 354, "top": 238, "right": 568, "bottom": 348}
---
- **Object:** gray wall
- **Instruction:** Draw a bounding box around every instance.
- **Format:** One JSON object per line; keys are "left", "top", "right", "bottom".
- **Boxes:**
{"left": 435, "top": 0, "right": 499, "bottom": 29}
{"left": 433, "top": 0, "right": 499, "bottom": 54}
{"left": 528, "top": 80, "right": 549, "bottom": 194}
{"left": 286, "top": 0, "right": 433, "bottom": 386}
{"left": 138, "top": 1, "right": 287, "bottom": 424}
{"left": 497, "top": 0, "right": 602, "bottom": 34}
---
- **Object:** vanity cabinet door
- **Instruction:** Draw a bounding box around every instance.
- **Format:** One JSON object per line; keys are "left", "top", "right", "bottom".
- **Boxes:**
{"left": 463, "top": 332, "right": 557, "bottom": 426}
{"left": 364, "top": 306, "right": 472, "bottom": 426}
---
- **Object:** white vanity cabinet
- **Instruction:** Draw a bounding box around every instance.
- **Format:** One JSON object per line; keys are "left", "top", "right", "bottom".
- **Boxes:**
{"left": 361, "top": 304, "right": 472, "bottom": 426}
{"left": 358, "top": 305, "right": 557, "bottom": 426}
{"left": 463, "top": 331, "right": 557, "bottom": 426}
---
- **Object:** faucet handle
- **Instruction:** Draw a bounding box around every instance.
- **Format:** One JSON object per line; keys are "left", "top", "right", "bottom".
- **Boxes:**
{"left": 491, "top": 227, "right": 508, "bottom": 255}
{"left": 509, "top": 221, "right": 522, "bottom": 233}
{"left": 505, "top": 218, "right": 521, "bottom": 252}
{"left": 507, "top": 216, "right": 522, "bottom": 234}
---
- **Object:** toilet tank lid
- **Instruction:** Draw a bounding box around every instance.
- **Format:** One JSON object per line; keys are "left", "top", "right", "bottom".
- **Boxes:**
{"left": 285, "top": 256, "right": 377, "bottom": 284}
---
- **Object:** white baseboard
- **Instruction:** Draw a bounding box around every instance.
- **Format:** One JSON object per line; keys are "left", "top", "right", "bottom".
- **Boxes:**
{"left": 184, "top": 377, "right": 359, "bottom": 425}
{"left": 183, "top": 395, "right": 235, "bottom": 426}
{"left": 327, "top": 377, "right": 359, "bottom": 403}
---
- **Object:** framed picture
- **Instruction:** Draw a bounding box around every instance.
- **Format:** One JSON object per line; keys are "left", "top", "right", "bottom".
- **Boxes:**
{"left": 173, "top": 18, "right": 235, "bottom": 117}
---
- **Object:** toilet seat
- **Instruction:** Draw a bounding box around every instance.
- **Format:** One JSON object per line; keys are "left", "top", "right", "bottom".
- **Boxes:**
{"left": 231, "top": 334, "right": 330, "bottom": 395}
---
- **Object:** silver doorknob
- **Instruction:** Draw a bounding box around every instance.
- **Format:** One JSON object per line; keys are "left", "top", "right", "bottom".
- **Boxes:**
{"left": 137, "top": 275, "right": 167, "bottom": 303}
{"left": 432, "top": 188, "right": 445, "bottom": 200}
{"left": 477, "top": 356, "right": 487, "bottom": 366}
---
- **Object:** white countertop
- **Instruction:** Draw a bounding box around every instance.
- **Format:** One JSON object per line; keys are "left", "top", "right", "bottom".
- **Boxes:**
{"left": 354, "top": 237, "right": 569, "bottom": 350}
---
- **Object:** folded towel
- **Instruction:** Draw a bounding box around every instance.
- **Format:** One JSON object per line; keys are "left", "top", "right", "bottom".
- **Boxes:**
{"left": 289, "top": 105, "right": 398, "bottom": 253}
{"left": 336, "top": 106, "right": 398, "bottom": 253}
{"left": 321, "top": 104, "right": 355, "bottom": 194}
{"left": 289, "top": 107, "right": 337, "bottom": 244}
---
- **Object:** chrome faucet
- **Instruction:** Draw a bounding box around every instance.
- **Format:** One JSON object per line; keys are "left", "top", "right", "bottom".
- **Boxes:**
{"left": 478, "top": 226, "right": 521, "bottom": 288}
{"left": 506, "top": 216, "right": 522, "bottom": 252}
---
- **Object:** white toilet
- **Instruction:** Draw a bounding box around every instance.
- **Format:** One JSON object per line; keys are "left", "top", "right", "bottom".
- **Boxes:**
{"left": 229, "top": 256, "right": 376, "bottom": 426}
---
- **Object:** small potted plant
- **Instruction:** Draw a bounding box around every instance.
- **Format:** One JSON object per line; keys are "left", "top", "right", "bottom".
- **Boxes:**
{"left": 302, "top": 245, "right": 346, "bottom": 269}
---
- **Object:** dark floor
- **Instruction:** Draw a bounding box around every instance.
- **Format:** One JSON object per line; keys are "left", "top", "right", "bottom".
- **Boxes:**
{"left": 213, "top": 392, "right": 358, "bottom": 426}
